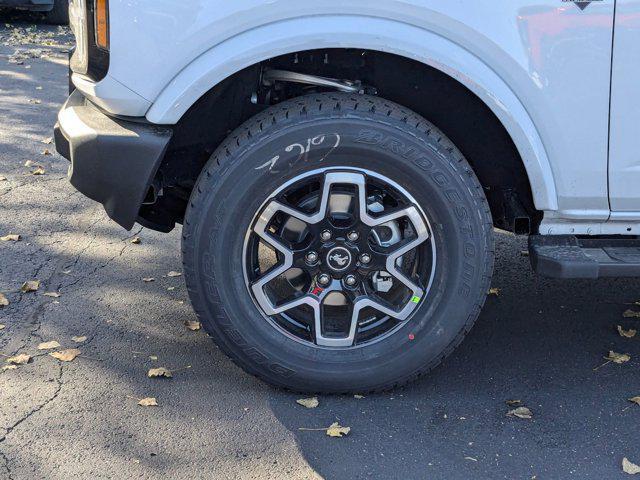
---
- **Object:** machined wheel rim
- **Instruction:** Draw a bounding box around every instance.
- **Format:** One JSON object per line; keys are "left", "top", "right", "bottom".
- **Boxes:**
{"left": 243, "top": 168, "right": 437, "bottom": 348}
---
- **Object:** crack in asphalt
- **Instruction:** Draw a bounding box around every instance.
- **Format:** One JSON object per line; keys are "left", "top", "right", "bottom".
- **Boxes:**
{"left": 0, "top": 449, "right": 13, "bottom": 480}
{"left": 0, "top": 361, "right": 64, "bottom": 474}
{"left": 60, "top": 227, "right": 143, "bottom": 290}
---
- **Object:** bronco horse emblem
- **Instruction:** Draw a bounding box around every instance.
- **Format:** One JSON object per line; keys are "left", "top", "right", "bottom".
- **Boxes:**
{"left": 327, "top": 247, "right": 352, "bottom": 271}
{"left": 329, "top": 252, "right": 349, "bottom": 267}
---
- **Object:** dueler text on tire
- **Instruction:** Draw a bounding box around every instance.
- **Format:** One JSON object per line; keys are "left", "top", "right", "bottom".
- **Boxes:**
{"left": 182, "top": 93, "right": 494, "bottom": 393}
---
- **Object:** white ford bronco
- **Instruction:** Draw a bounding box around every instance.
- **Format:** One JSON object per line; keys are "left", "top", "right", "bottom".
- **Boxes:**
{"left": 54, "top": 0, "right": 640, "bottom": 393}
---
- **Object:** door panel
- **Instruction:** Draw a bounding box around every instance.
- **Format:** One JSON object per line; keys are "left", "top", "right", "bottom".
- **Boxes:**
{"left": 609, "top": 1, "right": 640, "bottom": 211}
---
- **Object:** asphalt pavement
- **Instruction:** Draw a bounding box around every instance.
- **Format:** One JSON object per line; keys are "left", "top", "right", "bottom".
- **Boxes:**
{"left": 0, "top": 15, "right": 639, "bottom": 480}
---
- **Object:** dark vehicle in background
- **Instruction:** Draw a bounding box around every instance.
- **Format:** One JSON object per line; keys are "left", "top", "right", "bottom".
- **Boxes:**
{"left": 0, "top": 0, "right": 68, "bottom": 24}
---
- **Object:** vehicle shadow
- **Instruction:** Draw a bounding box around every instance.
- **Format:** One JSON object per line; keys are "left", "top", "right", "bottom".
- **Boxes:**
{"left": 268, "top": 232, "right": 640, "bottom": 480}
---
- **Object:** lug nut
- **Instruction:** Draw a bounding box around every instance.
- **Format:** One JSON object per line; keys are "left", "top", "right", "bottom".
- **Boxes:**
{"left": 317, "top": 274, "right": 331, "bottom": 286}
{"left": 344, "top": 275, "right": 358, "bottom": 286}
{"left": 359, "top": 253, "right": 371, "bottom": 264}
{"left": 305, "top": 251, "right": 318, "bottom": 264}
{"left": 320, "top": 230, "right": 332, "bottom": 242}
{"left": 347, "top": 231, "right": 359, "bottom": 242}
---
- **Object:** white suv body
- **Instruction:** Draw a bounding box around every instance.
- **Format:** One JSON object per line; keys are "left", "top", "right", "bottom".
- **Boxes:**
{"left": 68, "top": 0, "right": 640, "bottom": 235}
{"left": 54, "top": 0, "right": 640, "bottom": 392}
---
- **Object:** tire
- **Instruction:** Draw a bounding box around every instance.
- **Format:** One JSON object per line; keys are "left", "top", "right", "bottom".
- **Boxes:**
{"left": 44, "top": 0, "right": 69, "bottom": 25}
{"left": 182, "top": 93, "right": 494, "bottom": 393}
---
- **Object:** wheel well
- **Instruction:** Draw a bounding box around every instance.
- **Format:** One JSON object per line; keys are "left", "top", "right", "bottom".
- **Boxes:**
{"left": 139, "top": 49, "right": 539, "bottom": 234}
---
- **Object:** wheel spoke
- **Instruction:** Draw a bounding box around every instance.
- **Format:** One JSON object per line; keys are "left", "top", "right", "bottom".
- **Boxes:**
{"left": 353, "top": 295, "right": 413, "bottom": 321}
{"left": 251, "top": 201, "right": 297, "bottom": 313}
{"left": 265, "top": 294, "right": 318, "bottom": 317}
{"left": 253, "top": 172, "right": 367, "bottom": 229}
{"left": 365, "top": 204, "right": 429, "bottom": 231}
{"left": 313, "top": 290, "right": 358, "bottom": 347}
{"left": 384, "top": 229, "right": 428, "bottom": 300}
{"left": 371, "top": 205, "right": 430, "bottom": 298}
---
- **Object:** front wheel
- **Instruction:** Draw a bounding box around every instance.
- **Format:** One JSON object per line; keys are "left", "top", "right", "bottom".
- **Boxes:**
{"left": 182, "top": 93, "right": 494, "bottom": 393}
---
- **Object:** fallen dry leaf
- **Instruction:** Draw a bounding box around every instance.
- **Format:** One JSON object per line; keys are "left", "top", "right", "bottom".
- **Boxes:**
{"left": 20, "top": 280, "right": 40, "bottom": 293}
{"left": 2, "top": 365, "right": 17, "bottom": 371}
{"left": 623, "top": 310, "right": 640, "bottom": 319}
{"left": 38, "top": 340, "right": 60, "bottom": 350}
{"left": 31, "top": 166, "right": 46, "bottom": 175}
{"left": 142, "top": 277, "right": 155, "bottom": 283}
{"left": 0, "top": 234, "right": 20, "bottom": 241}
{"left": 505, "top": 399, "right": 522, "bottom": 406}
{"left": 167, "top": 286, "right": 175, "bottom": 291}
{"left": 353, "top": 395, "right": 365, "bottom": 399}
{"left": 0, "top": 293, "right": 9, "bottom": 307}
{"left": 488, "top": 287, "right": 500, "bottom": 296}
{"left": 7, "top": 353, "right": 31, "bottom": 365}
{"left": 623, "top": 458, "right": 640, "bottom": 475}
{"left": 71, "top": 336, "right": 87, "bottom": 343}
{"left": 606, "top": 351, "right": 631, "bottom": 364}
{"left": 184, "top": 320, "right": 201, "bottom": 331}
{"left": 149, "top": 355, "right": 158, "bottom": 361}
{"left": 41, "top": 149, "right": 51, "bottom": 156}
{"left": 50, "top": 349, "right": 81, "bottom": 362}
{"left": 43, "top": 291, "right": 61, "bottom": 298}
{"left": 137, "top": 397, "right": 158, "bottom": 407}
{"left": 24, "top": 160, "right": 34, "bottom": 167}
{"left": 167, "top": 271, "right": 182, "bottom": 278}
{"left": 41, "top": 137, "right": 52, "bottom": 144}
{"left": 618, "top": 325, "right": 637, "bottom": 338}
{"left": 148, "top": 367, "right": 172, "bottom": 378}
{"left": 507, "top": 406, "right": 532, "bottom": 419}
{"left": 0, "top": 325, "right": 5, "bottom": 330}
{"left": 628, "top": 397, "right": 640, "bottom": 406}
{"left": 0, "top": 175, "right": 7, "bottom": 181}
{"left": 326, "top": 422, "right": 351, "bottom": 437}
{"left": 296, "top": 397, "right": 319, "bottom": 409}
{"left": 130, "top": 236, "right": 141, "bottom": 244}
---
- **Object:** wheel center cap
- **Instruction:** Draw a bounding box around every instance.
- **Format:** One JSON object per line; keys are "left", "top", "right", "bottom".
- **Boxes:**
{"left": 326, "top": 246, "right": 352, "bottom": 272}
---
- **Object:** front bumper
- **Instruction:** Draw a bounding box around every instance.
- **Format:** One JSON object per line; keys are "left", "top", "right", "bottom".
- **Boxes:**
{"left": 54, "top": 90, "right": 172, "bottom": 230}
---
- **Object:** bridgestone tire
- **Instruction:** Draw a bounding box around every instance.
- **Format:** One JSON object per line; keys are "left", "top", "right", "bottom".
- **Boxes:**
{"left": 182, "top": 93, "right": 494, "bottom": 393}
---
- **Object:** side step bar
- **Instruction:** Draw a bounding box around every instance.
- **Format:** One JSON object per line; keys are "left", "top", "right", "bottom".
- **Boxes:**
{"left": 529, "top": 235, "right": 640, "bottom": 279}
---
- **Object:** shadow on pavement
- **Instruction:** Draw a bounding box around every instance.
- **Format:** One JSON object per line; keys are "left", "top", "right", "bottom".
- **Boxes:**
{"left": 270, "top": 233, "right": 640, "bottom": 480}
